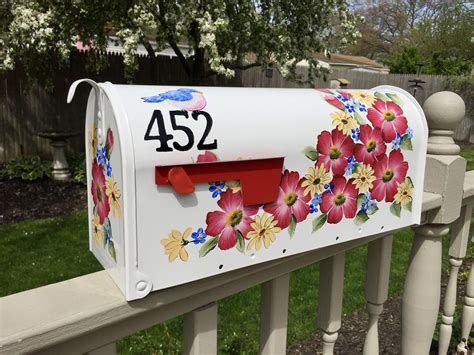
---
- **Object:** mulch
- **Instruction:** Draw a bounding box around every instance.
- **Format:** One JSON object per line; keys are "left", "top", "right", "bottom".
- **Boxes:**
{"left": 0, "top": 177, "right": 471, "bottom": 354}
{"left": 0, "top": 177, "right": 87, "bottom": 225}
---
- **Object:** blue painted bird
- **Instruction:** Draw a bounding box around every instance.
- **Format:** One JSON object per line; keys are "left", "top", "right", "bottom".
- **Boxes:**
{"left": 141, "top": 88, "right": 206, "bottom": 111}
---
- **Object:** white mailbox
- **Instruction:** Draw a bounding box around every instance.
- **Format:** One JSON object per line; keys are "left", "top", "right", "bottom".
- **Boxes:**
{"left": 68, "top": 80, "right": 428, "bottom": 300}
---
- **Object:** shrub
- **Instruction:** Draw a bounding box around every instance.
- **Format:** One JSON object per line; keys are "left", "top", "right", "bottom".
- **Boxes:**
{"left": 0, "top": 156, "right": 51, "bottom": 181}
{"left": 68, "top": 153, "right": 87, "bottom": 185}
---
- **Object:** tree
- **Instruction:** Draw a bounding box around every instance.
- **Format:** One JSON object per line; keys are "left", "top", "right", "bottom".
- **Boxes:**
{"left": 0, "top": 0, "right": 361, "bottom": 85}
{"left": 348, "top": 0, "right": 473, "bottom": 75}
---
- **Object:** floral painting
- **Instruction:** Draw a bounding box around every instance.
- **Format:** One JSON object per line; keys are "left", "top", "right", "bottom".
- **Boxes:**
{"left": 160, "top": 89, "right": 415, "bottom": 262}
{"left": 89, "top": 125, "right": 121, "bottom": 262}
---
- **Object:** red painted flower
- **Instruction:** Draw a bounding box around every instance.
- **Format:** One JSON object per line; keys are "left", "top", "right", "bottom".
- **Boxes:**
{"left": 91, "top": 160, "right": 110, "bottom": 224}
{"left": 371, "top": 150, "right": 409, "bottom": 202}
{"left": 263, "top": 170, "right": 311, "bottom": 229}
{"left": 105, "top": 128, "right": 114, "bottom": 158}
{"left": 205, "top": 190, "right": 258, "bottom": 250}
{"left": 337, "top": 89, "right": 353, "bottom": 99}
{"left": 354, "top": 125, "right": 386, "bottom": 164}
{"left": 367, "top": 99, "right": 408, "bottom": 143}
{"left": 197, "top": 150, "right": 218, "bottom": 163}
{"left": 324, "top": 95, "right": 344, "bottom": 110}
{"left": 320, "top": 176, "right": 357, "bottom": 224}
{"left": 316, "top": 129, "right": 355, "bottom": 176}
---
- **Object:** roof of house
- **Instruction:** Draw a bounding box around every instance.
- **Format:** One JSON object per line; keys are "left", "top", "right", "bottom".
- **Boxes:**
{"left": 312, "top": 53, "right": 386, "bottom": 69}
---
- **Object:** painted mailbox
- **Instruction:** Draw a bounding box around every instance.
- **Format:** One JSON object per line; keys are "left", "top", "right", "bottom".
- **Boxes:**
{"left": 68, "top": 80, "right": 428, "bottom": 301}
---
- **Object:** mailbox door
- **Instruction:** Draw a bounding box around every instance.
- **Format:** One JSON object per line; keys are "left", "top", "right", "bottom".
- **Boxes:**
{"left": 108, "top": 85, "right": 427, "bottom": 298}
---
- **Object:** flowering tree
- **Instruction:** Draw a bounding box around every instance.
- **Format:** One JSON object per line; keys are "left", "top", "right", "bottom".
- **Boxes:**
{"left": 0, "top": 0, "right": 361, "bottom": 84}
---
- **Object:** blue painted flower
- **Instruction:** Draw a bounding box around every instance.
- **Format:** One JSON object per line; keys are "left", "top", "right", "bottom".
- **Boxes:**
{"left": 355, "top": 102, "right": 367, "bottom": 113}
{"left": 105, "top": 161, "right": 112, "bottom": 177}
{"left": 209, "top": 182, "right": 225, "bottom": 198}
{"left": 405, "top": 127, "right": 414, "bottom": 140}
{"left": 309, "top": 193, "right": 323, "bottom": 213}
{"left": 360, "top": 192, "right": 377, "bottom": 214}
{"left": 336, "top": 93, "right": 349, "bottom": 102}
{"left": 191, "top": 227, "right": 207, "bottom": 244}
{"left": 344, "top": 155, "right": 358, "bottom": 177}
{"left": 105, "top": 223, "right": 112, "bottom": 242}
{"left": 391, "top": 133, "right": 403, "bottom": 150}
{"left": 96, "top": 146, "right": 107, "bottom": 166}
{"left": 351, "top": 127, "right": 360, "bottom": 141}
{"left": 324, "top": 183, "right": 335, "bottom": 192}
{"left": 344, "top": 100, "right": 355, "bottom": 113}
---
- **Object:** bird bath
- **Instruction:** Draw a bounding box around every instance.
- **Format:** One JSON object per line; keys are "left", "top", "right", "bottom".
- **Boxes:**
{"left": 36, "top": 131, "right": 79, "bottom": 181}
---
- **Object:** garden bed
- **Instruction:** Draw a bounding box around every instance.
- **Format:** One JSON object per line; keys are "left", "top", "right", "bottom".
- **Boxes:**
{"left": 0, "top": 178, "right": 87, "bottom": 224}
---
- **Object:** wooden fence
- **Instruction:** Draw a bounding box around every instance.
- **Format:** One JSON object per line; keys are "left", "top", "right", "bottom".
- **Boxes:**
{"left": 0, "top": 52, "right": 469, "bottom": 163}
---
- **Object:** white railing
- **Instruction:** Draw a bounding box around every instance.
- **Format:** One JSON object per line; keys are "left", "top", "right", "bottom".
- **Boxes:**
{"left": 1, "top": 91, "right": 473, "bottom": 355}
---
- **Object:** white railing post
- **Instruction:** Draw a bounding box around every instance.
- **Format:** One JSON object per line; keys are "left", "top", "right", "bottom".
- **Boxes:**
{"left": 363, "top": 235, "right": 393, "bottom": 355}
{"left": 461, "top": 257, "right": 473, "bottom": 346}
{"left": 318, "top": 252, "right": 345, "bottom": 355}
{"left": 183, "top": 302, "right": 218, "bottom": 355}
{"left": 440, "top": 203, "right": 473, "bottom": 354}
{"left": 402, "top": 91, "right": 466, "bottom": 355}
{"left": 259, "top": 273, "right": 290, "bottom": 355}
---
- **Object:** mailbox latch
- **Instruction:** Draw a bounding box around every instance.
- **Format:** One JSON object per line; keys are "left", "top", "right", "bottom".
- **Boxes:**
{"left": 155, "top": 158, "right": 284, "bottom": 206}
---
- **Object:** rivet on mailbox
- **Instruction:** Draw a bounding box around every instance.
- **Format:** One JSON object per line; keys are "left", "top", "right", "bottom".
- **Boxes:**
{"left": 68, "top": 82, "right": 428, "bottom": 300}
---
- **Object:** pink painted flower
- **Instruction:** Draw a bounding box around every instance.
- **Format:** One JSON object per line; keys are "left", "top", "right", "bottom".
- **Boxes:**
{"left": 337, "top": 89, "right": 352, "bottom": 99}
{"left": 354, "top": 125, "right": 386, "bottom": 164}
{"left": 371, "top": 150, "right": 409, "bottom": 202}
{"left": 205, "top": 190, "right": 258, "bottom": 250}
{"left": 324, "top": 95, "right": 344, "bottom": 110}
{"left": 91, "top": 160, "right": 110, "bottom": 224}
{"left": 263, "top": 170, "right": 311, "bottom": 229}
{"left": 316, "top": 129, "right": 355, "bottom": 176}
{"left": 317, "top": 88, "right": 332, "bottom": 94}
{"left": 367, "top": 99, "right": 408, "bottom": 143}
{"left": 105, "top": 128, "right": 114, "bottom": 158}
{"left": 320, "top": 176, "right": 357, "bottom": 224}
{"left": 197, "top": 151, "right": 218, "bottom": 163}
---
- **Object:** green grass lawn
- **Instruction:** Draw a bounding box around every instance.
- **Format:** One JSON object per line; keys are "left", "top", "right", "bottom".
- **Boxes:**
{"left": 1, "top": 146, "right": 472, "bottom": 354}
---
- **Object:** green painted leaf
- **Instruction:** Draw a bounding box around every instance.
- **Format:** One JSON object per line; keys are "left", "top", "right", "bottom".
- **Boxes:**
{"left": 236, "top": 231, "right": 245, "bottom": 253}
{"left": 302, "top": 146, "right": 318, "bottom": 161}
{"left": 406, "top": 176, "right": 414, "bottom": 188}
{"left": 288, "top": 214, "right": 297, "bottom": 238}
{"left": 356, "top": 193, "right": 365, "bottom": 208}
{"left": 353, "top": 111, "right": 366, "bottom": 124}
{"left": 374, "top": 91, "right": 389, "bottom": 101}
{"left": 355, "top": 211, "right": 369, "bottom": 225}
{"left": 390, "top": 202, "right": 401, "bottom": 217}
{"left": 108, "top": 240, "right": 116, "bottom": 262}
{"left": 386, "top": 93, "right": 403, "bottom": 105}
{"left": 405, "top": 200, "right": 412, "bottom": 212}
{"left": 103, "top": 217, "right": 111, "bottom": 248}
{"left": 312, "top": 214, "right": 327, "bottom": 233}
{"left": 400, "top": 136, "right": 413, "bottom": 151}
{"left": 199, "top": 237, "right": 219, "bottom": 257}
{"left": 367, "top": 205, "right": 379, "bottom": 216}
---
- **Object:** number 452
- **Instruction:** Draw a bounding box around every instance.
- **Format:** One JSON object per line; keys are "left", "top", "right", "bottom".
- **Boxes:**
{"left": 144, "top": 110, "right": 218, "bottom": 152}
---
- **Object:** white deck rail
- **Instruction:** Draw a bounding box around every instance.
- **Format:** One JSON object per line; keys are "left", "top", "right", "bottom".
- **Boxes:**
{"left": 1, "top": 91, "right": 473, "bottom": 355}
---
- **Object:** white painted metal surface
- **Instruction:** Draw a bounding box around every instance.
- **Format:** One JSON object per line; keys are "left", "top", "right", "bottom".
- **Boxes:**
{"left": 68, "top": 81, "right": 428, "bottom": 300}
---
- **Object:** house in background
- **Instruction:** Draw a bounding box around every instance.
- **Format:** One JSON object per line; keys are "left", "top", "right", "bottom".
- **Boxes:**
{"left": 309, "top": 52, "right": 389, "bottom": 74}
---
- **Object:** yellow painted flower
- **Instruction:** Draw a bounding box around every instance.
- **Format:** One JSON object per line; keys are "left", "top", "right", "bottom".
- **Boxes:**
{"left": 89, "top": 123, "right": 97, "bottom": 156}
{"left": 106, "top": 176, "right": 121, "bottom": 219}
{"left": 351, "top": 164, "right": 376, "bottom": 193}
{"left": 394, "top": 178, "right": 413, "bottom": 208}
{"left": 301, "top": 165, "right": 332, "bottom": 196}
{"left": 225, "top": 180, "right": 241, "bottom": 192}
{"left": 353, "top": 92, "right": 376, "bottom": 107}
{"left": 92, "top": 212, "right": 103, "bottom": 246}
{"left": 247, "top": 213, "right": 281, "bottom": 251}
{"left": 160, "top": 228, "right": 192, "bottom": 262}
{"left": 330, "top": 111, "right": 358, "bottom": 135}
